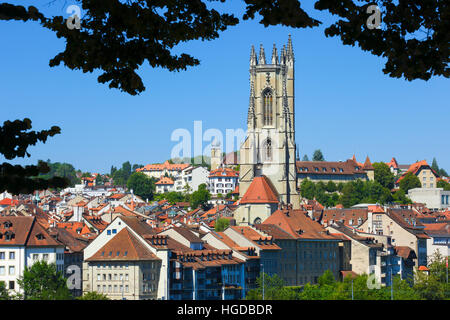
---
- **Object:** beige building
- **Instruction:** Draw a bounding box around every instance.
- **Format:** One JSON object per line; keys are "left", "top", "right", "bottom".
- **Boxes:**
{"left": 396, "top": 160, "right": 439, "bottom": 189}
{"left": 296, "top": 156, "right": 374, "bottom": 187}
{"left": 238, "top": 36, "right": 300, "bottom": 215}
{"left": 359, "top": 208, "right": 429, "bottom": 267}
{"left": 84, "top": 228, "right": 161, "bottom": 300}
{"left": 83, "top": 216, "right": 170, "bottom": 300}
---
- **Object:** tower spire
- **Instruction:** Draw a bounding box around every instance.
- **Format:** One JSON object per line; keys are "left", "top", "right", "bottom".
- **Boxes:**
{"left": 250, "top": 45, "right": 257, "bottom": 66}
{"left": 259, "top": 44, "right": 266, "bottom": 65}
{"left": 287, "top": 34, "right": 294, "bottom": 61}
{"left": 271, "top": 44, "right": 278, "bottom": 64}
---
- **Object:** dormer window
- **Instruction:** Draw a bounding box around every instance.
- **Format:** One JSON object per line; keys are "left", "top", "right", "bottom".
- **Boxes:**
{"left": 314, "top": 167, "right": 319, "bottom": 172}
{"left": 4, "top": 221, "right": 12, "bottom": 229}
{"left": 4, "top": 231, "right": 14, "bottom": 241}
{"left": 109, "top": 251, "right": 112, "bottom": 256}
{"left": 339, "top": 168, "right": 344, "bottom": 172}
{"left": 332, "top": 168, "right": 336, "bottom": 172}
{"left": 322, "top": 168, "right": 326, "bottom": 172}
{"left": 35, "top": 233, "right": 45, "bottom": 240}
{"left": 124, "top": 251, "right": 128, "bottom": 257}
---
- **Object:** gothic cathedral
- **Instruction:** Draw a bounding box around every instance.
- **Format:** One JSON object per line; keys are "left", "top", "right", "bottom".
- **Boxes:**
{"left": 238, "top": 36, "right": 300, "bottom": 219}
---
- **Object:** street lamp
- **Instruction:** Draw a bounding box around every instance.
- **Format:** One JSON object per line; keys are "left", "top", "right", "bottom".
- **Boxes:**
{"left": 260, "top": 263, "right": 264, "bottom": 300}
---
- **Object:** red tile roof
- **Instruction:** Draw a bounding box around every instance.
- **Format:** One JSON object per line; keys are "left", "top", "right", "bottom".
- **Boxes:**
{"left": 86, "top": 228, "right": 160, "bottom": 262}
{"left": 263, "top": 209, "right": 339, "bottom": 240}
{"left": 136, "top": 160, "right": 190, "bottom": 172}
{"left": 240, "top": 176, "right": 278, "bottom": 204}
{"left": 386, "top": 157, "right": 399, "bottom": 169}
{"left": 155, "top": 177, "right": 174, "bottom": 185}
{"left": 397, "top": 160, "right": 439, "bottom": 183}
{"left": 209, "top": 168, "right": 239, "bottom": 178}
{"left": 0, "top": 216, "right": 62, "bottom": 247}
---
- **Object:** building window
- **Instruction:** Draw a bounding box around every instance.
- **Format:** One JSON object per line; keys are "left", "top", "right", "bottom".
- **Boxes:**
{"left": 262, "top": 139, "right": 272, "bottom": 162}
{"left": 9, "top": 281, "right": 14, "bottom": 290}
{"left": 0, "top": 252, "right": 4, "bottom": 260}
{"left": 9, "top": 266, "right": 15, "bottom": 275}
{"left": 97, "top": 274, "right": 101, "bottom": 281}
{"left": 8, "top": 252, "right": 14, "bottom": 260}
{"left": 32, "top": 254, "right": 39, "bottom": 261}
{"left": 0, "top": 266, "right": 5, "bottom": 275}
{"left": 263, "top": 89, "right": 273, "bottom": 126}
{"left": 43, "top": 254, "right": 49, "bottom": 261}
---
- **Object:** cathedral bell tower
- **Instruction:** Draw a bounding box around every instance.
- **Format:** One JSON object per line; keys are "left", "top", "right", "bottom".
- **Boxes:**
{"left": 238, "top": 36, "right": 300, "bottom": 209}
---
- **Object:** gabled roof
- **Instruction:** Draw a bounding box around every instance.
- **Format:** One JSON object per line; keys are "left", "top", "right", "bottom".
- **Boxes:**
{"left": 155, "top": 177, "right": 174, "bottom": 185}
{"left": 386, "top": 157, "right": 399, "bottom": 169}
{"left": 137, "top": 160, "right": 190, "bottom": 172}
{"left": 209, "top": 168, "right": 239, "bottom": 178}
{"left": 263, "top": 209, "right": 339, "bottom": 240}
{"left": 240, "top": 176, "right": 278, "bottom": 204}
{"left": 362, "top": 156, "right": 374, "bottom": 170}
{"left": 397, "top": 160, "right": 439, "bottom": 183}
{"left": 86, "top": 228, "right": 160, "bottom": 262}
{"left": 0, "top": 216, "right": 62, "bottom": 247}
{"left": 229, "top": 226, "right": 281, "bottom": 250}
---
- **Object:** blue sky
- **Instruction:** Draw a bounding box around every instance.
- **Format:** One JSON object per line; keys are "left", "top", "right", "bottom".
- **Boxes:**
{"left": 1, "top": 1, "right": 449, "bottom": 174}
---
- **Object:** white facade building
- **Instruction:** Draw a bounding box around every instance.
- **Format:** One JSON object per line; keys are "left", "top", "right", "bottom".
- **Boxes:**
{"left": 174, "top": 166, "right": 210, "bottom": 194}
{"left": 0, "top": 217, "right": 64, "bottom": 294}
{"left": 408, "top": 188, "right": 450, "bottom": 210}
{"left": 208, "top": 168, "right": 239, "bottom": 196}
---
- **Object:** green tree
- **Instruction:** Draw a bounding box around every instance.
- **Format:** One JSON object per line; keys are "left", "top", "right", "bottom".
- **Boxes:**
{"left": 437, "top": 180, "right": 450, "bottom": 191}
{"left": 0, "top": 281, "right": 10, "bottom": 300}
{"left": 431, "top": 157, "right": 440, "bottom": 173}
{"left": 399, "top": 172, "right": 421, "bottom": 193}
{"left": 77, "top": 291, "right": 110, "bottom": 300}
{"left": 165, "top": 191, "right": 185, "bottom": 205}
{"left": 17, "top": 261, "right": 72, "bottom": 300}
{"left": 95, "top": 174, "right": 105, "bottom": 186}
{"left": 302, "top": 154, "right": 309, "bottom": 161}
{"left": 325, "top": 181, "right": 337, "bottom": 193}
{"left": 215, "top": 218, "right": 230, "bottom": 232}
{"left": 190, "top": 184, "right": 211, "bottom": 209}
{"left": 373, "top": 162, "right": 395, "bottom": 189}
{"left": 81, "top": 172, "right": 91, "bottom": 178}
{"left": 2, "top": 1, "right": 445, "bottom": 96}
{"left": 126, "top": 172, "right": 155, "bottom": 201}
{"left": 312, "top": 149, "right": 325, "bottom": 161}
{"left": 0, "top": 119, "right": 69, "bottom": 195}
{"left": 300, "top": 178, "right": 315, "bottom": 200}
{"left": 246, "top": 273, "right": 286, "bottom": 300}
{"left": 413, "top": 251, "right": 450, "bottom": 300}
{"left": 392, "top": 189, "right": 412, "bottom": 204}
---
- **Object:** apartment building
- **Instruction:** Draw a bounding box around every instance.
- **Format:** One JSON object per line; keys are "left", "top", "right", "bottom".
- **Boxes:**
{"left": 208, "top": 168, "right": 239, "bottom": 196}
{"left": 0, "top": 216, "right": 65, "bottom": 295}
{"left": 262, "top": 209, "right": 342, "bottom": 284}
{"left": 359, "top": 208, "right": 429, "bottom": 267}
{"left": 82, "top": 216, "right": 169, "bottom": 300}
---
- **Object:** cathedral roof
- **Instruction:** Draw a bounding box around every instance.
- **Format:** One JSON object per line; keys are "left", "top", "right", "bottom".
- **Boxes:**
{"left": 240, "top": 176, "right": 278, "bottom": 204}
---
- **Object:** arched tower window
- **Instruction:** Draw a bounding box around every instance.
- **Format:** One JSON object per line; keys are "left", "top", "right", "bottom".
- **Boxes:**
{"left": 262, "top": 89, "right": 273, "bottom": 126}
{"left": 262, "top": 139, "right": 272, "bottom": 162}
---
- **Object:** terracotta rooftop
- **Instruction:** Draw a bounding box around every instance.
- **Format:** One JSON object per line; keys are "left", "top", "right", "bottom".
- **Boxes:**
{"left": 263, "top": 209, "right": 340, "bottom": 240}
{"left": 0, "top": 216, "right": 62, "bottom": 247}
{"left": 137, "top": 160, "right": 190, "bottom": 172}
{"left": 240, "top": 175, "right": 279, "bottom": 204}
{"left": 209, "top": 167, "right": 239, "bottom": 178}
{"left": 87, "top": 228, "right": 160, "bottom": 262}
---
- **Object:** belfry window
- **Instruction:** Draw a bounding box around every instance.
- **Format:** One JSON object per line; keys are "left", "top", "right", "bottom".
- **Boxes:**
{"left": 263, "top": 89, "right": 273, "bottom": 126}
{"left": 262, "top": 139, "right": 272, "bottom": 162}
